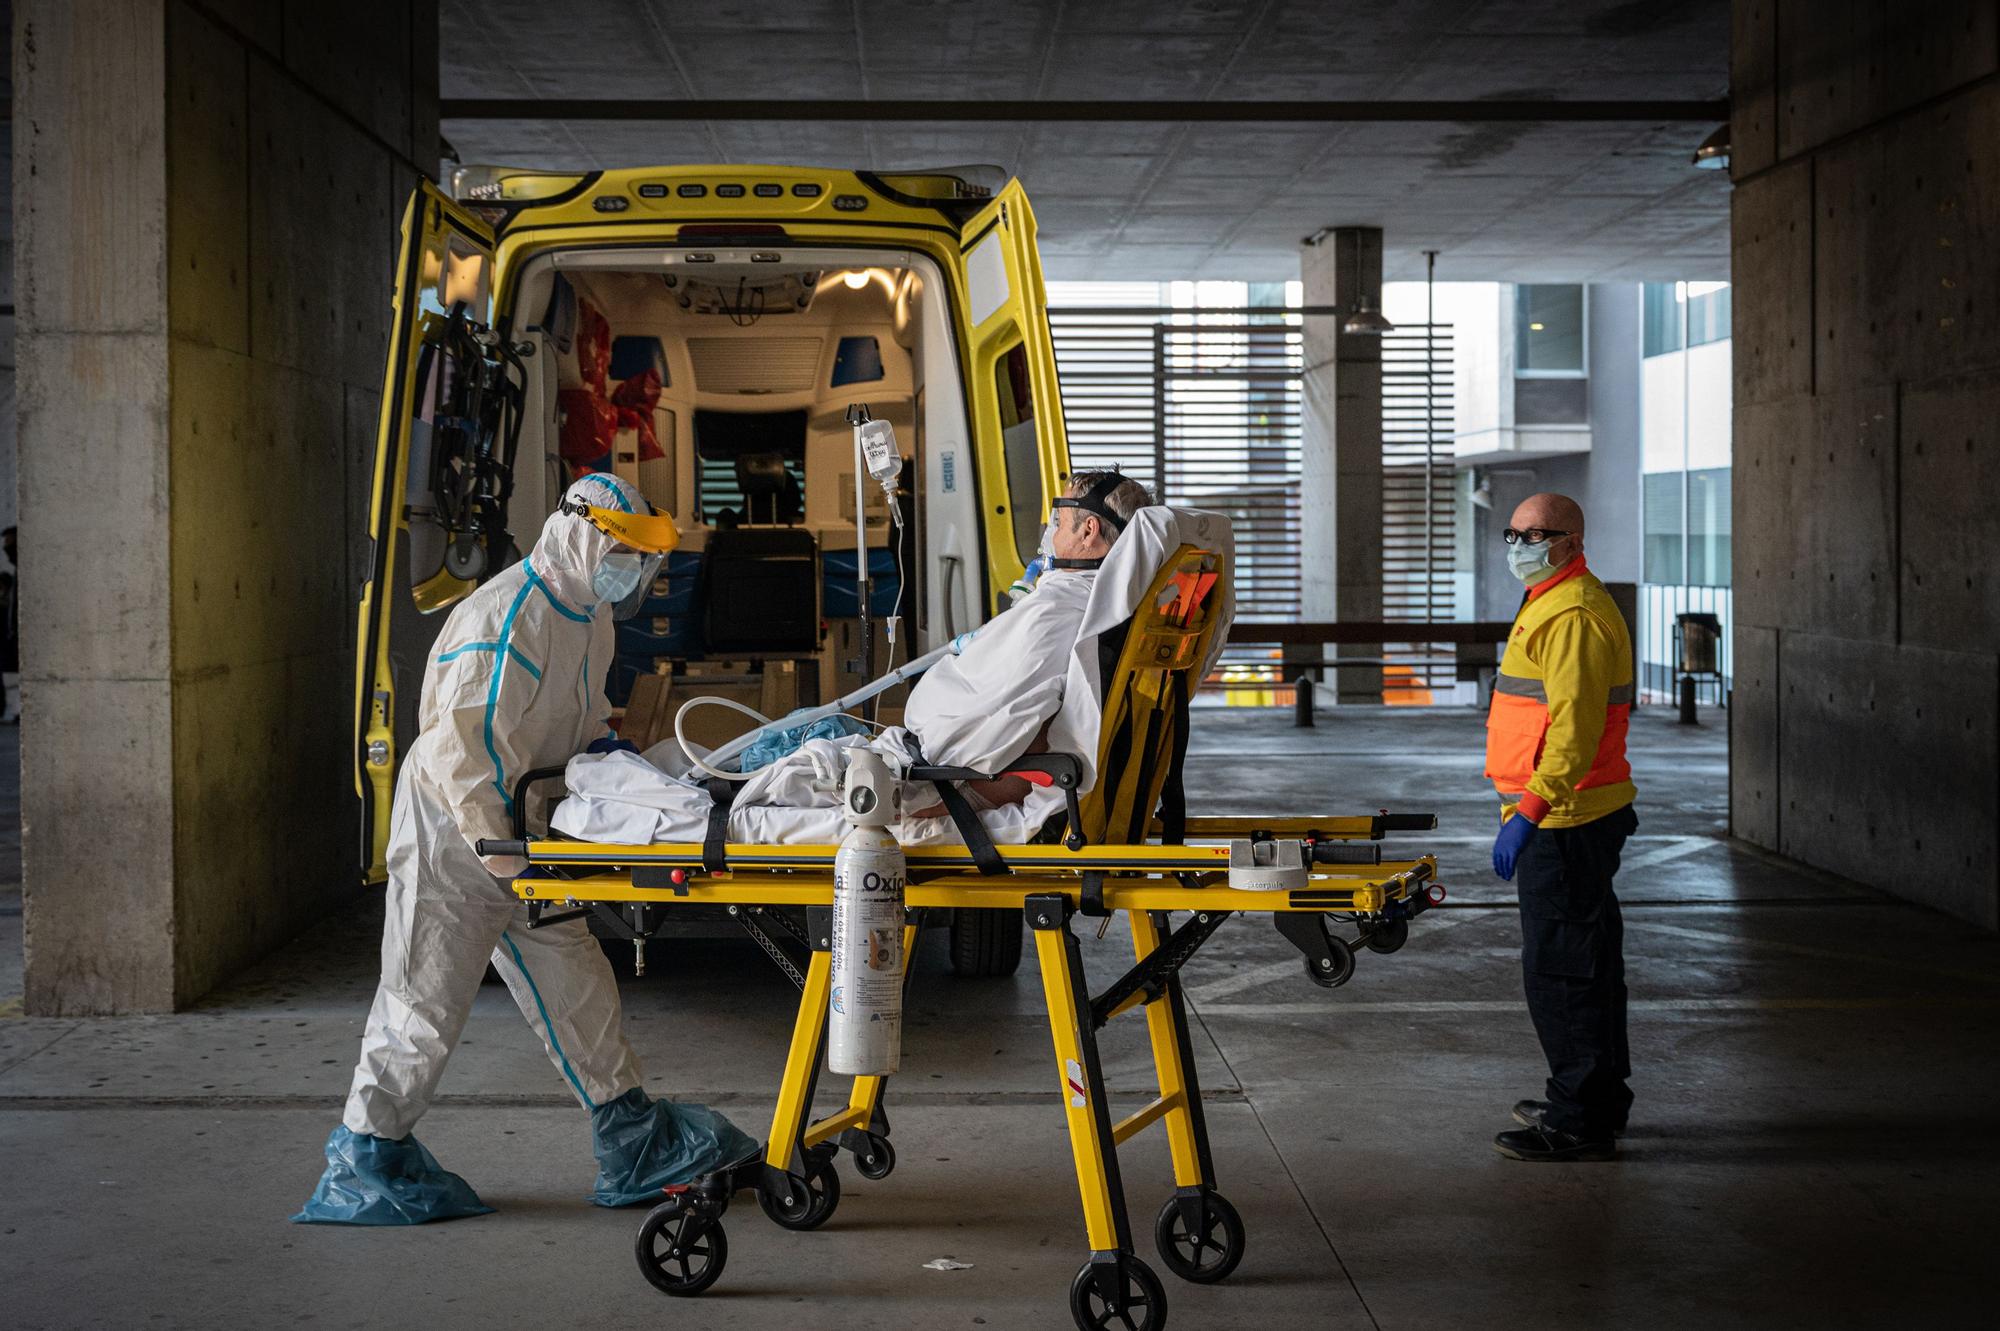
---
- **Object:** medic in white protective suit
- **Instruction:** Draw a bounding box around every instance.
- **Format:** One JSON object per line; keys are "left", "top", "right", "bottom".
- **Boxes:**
{"left": 296, "top": 473, "right": 754, "bottom": 1225}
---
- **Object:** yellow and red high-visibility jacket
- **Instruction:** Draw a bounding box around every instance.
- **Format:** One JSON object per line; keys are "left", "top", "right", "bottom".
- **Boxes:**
{"left": 1484, "top": 557, "right": 1637, "bottom": 828}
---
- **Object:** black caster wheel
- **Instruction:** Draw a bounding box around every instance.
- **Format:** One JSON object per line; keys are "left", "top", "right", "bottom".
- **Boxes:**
{"left": 758, "top": 1154, "right": 841, "bottom": 1231}
{"left": 1364, "top": 917, "right": 1409, "bottom": 955}
{"left": 635, "top": 1199, "right": 728, "bottom": 1297}
{"left": 1302, "top": 926, "right": 1356, "bottom": 988}
{"left": 1154, "top": 1191, "right": 1245, "bottom": 1284}
{"left": 1068, "top": 1255, "right": 1168, "bottom": 1331}
{"left": 854, "top": 1133, "right": 896, "bottom": 1181}
{"left": 444, "top": 536, "right": 487, "bottom": 581}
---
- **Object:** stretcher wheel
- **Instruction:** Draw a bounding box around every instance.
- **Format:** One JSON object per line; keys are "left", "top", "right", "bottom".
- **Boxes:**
{"left": 1154, "top": 1191, "right": 1245, "bottom": 1284}
{"left": 1364, "top": 918, "right": 1409, "bottom": 955}
{"left": 854, "top": 1133, "right": 896, "bottom": 1180}
{"left": 1302, "top": 929, "right": 1356, "bottom": 988}
{"left": 1069, "top": 1255, "right": 1167, "bottom": 1331}
{"left": 757, "top": 1155, "right": 841, "bottom": 1230}
{"left": 635, "top": 1200, "right": 728, "bottom": 1297}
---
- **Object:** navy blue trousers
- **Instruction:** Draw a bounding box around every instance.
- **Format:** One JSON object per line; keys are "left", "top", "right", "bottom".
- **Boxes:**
{"left": 1514, "top": 803, "right": 1638, "bottom": 1136}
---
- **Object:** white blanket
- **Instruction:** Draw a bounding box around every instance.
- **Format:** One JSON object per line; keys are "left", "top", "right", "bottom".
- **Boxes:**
{"left": 550, "top": 506, "right": 1235, "bottom": 849}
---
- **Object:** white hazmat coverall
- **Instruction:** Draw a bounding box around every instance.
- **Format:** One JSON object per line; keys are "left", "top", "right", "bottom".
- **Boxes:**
{"left": 297, "top": 473, "right": 750, "bottom": 1226}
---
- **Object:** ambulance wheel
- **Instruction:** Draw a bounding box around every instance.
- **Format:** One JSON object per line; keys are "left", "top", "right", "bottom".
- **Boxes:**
{"left": 1364, "top": 918, "right": 1409, "bottom": 955}
{"left": 1069, "top": 1255, "right": 1167, "bottom": 1331}
{"left": 1303, "top": 929, "right": 1356, "bottom": 988}
{"left": 635, "top": 1200, "right": 727, "bottom": 1297}
{"left": 758, "top": 1155, "right": 841, "bottom": 1231}
{"left": 854, "top": 1133, "right": 896, "bottom": 1180}
{"left": 1154, "top": 1191, "right": 1245, "bottom": 1284}
{"left": 950, "top": 907, "right": 1024, "bottom": 977}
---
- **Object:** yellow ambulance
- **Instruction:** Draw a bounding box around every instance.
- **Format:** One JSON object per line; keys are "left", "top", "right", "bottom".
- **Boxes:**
{"left": 353, "top": 165, "right": 1073, "bottom": 967}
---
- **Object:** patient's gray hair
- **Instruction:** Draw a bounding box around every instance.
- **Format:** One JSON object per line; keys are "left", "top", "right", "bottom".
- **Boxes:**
{"left": 1067, "top": 470, "right": 1155, "bottom": 535}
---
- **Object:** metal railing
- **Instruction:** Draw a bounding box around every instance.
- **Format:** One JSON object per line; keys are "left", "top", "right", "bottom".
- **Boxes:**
{"left": 1638, "top": 583, "right": 1732, "bottom": 704}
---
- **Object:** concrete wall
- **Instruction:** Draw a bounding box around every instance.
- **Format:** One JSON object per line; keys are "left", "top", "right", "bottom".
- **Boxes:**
{"left": 1, "top": 3, "right": 14, "bottom": 539}
{"left": 16, "top": 0, "right": 437, "bottom": 1012}
{"left": 1730, "top": 0, "right": 2000, "bottom": 928}
{"left": 1470, "top": 284, "right": 1644, "bottom": 624}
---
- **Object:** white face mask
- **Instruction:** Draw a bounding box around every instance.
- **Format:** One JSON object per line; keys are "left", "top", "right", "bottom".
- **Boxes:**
{"left": 1507, "top": 539, "right": 1561, "bottom": 585}
{"left": 592, "top": 550, "right": 662, "bottom": 619}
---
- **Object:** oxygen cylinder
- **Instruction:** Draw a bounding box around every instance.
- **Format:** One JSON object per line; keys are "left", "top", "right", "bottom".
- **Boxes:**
{"left": 829, "top": 750, "right": 906, "bottom": 1076}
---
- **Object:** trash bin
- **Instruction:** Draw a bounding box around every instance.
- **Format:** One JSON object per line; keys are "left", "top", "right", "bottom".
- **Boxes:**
{"left": 1676, "top": 612, "right": 1721, "bottom": 675}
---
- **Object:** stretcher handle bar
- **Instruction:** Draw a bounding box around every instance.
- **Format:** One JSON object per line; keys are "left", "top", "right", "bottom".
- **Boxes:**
{"left": 1313, "top": 842, "right": 1382, "bottom": 866}
{"left": 907, "top": 753, "right": 1086, "bottom": 847}
{"left": 510, "top": 765, "right": 572, "bottom": 838}
{"left": 477, "top": 838, "right": 531, "bottom": 859}
{"left": 906, "top": 753, "right": 1083, "bottom": 790}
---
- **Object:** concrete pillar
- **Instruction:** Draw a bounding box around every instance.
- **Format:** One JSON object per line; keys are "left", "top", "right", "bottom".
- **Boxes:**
{"left": 1729, "top": 0, "right": 2000, "bottom": 929}
{"left": 15, "top": 0, "right": 439, "bottom": 1013}
{"left": 1299, "top": 227, "right": 1384, "bottom": 702}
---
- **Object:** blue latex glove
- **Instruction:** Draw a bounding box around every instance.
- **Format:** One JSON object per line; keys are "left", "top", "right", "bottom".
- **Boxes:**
{"left": 587, "top": 735, "right": 640, "bottom": 756}
{"left": 1492, "top": 810, "right": 1538, "bottom": 880}
{"left": 739, "top": 712, "right": 871, "bottom": 774}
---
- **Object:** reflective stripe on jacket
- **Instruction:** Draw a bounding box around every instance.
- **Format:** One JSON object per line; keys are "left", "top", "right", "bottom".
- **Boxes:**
{"left": 1484, "top": 557, "right": 1637, "bottom": 828}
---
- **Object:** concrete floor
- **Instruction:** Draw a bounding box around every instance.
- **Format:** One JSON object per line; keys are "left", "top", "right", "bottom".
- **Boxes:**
{"left": 3, "top": 708, "right": 1997, "bottom": 1329}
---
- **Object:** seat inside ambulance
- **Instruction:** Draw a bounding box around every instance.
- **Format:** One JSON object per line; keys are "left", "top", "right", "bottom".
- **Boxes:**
{"left": 496, "top": 254, "right": 982, "bottom": 733}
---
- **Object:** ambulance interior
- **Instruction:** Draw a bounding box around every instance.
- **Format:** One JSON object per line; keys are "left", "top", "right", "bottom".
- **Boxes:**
{"left": 464, "top": 249, "right": 1036, "bottom": 744}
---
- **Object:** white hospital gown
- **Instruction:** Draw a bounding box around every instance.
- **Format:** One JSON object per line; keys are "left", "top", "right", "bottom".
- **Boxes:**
{"left": 553, "top": 571, "right": 1096, "bottom": 846}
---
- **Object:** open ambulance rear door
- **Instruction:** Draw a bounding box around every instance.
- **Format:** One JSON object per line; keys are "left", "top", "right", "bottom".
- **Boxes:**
{"left": 354, "top": 182, "right": 519, "bottom": 883}
{"left": 958, "top": 180, "right": 1072, "bottom": 614}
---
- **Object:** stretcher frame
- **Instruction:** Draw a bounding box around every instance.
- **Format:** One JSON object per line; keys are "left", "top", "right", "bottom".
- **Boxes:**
{"left": 490, "top": 543, "right": 1446, "bottom": 1330}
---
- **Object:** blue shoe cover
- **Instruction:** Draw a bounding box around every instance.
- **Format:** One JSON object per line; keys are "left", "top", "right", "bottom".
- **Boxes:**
{"left": 292, "top": 1126, "right": 495, "bottom": 1225}
{"left": 588, "top": 1088, "right": 760, "bottom": 1207}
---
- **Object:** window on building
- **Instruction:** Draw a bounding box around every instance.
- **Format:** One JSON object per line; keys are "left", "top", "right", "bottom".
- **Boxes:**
{"left": 1687, "top": 467, "right": 1731, "bottom": 586}
{"left": 1643, "top": 282, "right": 1683, "bottom": 357}
{"left": 1686, "top": 282, "right": 1732, "bottom": 348}
{"left": 1514, "top": 285, "right": 1585, "bottom": 375}
{"left": 1643, "top": 472, "right": 1684, "bottom": 584}
{"left": 1644, "top": 281, "right": 1731, "bottom": 357}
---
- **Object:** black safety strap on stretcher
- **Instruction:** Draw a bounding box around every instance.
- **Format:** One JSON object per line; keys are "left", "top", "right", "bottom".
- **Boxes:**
{"left": 701, "top": 777, "right": 737, "bottom": 873}
{"left": 1157, "top": 672, "right": 1192, "bottom": 846}
{"left": 905, "top": 737, "right": 1009, "bottom": 877}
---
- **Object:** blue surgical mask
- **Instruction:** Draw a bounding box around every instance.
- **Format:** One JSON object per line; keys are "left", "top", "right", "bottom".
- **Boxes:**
{"left": 1507, "top": 539, "right": 1559, "bottom": 585}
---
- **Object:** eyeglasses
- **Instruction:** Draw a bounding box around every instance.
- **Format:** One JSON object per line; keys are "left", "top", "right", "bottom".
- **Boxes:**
{"left": 1502, "top": 528, "right": 1571, "bottom": 546}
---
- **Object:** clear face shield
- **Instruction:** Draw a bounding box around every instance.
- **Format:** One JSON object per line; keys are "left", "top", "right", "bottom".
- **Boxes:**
{"left": 593, "top": 549, "right": 666, "bottom": 620}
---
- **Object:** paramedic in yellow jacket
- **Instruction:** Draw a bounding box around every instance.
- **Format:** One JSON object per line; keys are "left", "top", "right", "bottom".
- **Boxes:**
{"left": 1485, "top": 492, "right": 1637, "bottom": 1164}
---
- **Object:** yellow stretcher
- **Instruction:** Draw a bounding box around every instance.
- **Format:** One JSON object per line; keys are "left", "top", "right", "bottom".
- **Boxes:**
{"left": 483, "top": 543, "right": 1445, "bottom": 1331}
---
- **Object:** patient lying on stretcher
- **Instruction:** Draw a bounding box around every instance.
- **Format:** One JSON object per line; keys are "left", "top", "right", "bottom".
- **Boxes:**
{"left": 552, "top": 477, "right": 1233, "bottom": 850}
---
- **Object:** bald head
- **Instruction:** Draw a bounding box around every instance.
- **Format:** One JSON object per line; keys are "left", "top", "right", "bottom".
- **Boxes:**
{"left": 1506, "top": 492, "right": 1585, "bottom": 573}
{"left": 1510, "top": 492, "right": 1584, "bottom": 538}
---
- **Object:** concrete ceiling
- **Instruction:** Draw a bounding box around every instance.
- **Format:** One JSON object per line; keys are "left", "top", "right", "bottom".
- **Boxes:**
{"left": 440, "top": 0, "right": 1732, "bottom": 283}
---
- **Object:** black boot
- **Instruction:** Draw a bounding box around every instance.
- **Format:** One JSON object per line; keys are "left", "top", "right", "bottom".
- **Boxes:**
{"left": 1512, "top": 1099, "right": 1627, "bottom": 1136}
{"left": 1493, "top": 1124, "right": 1616, "bottom": 1162}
